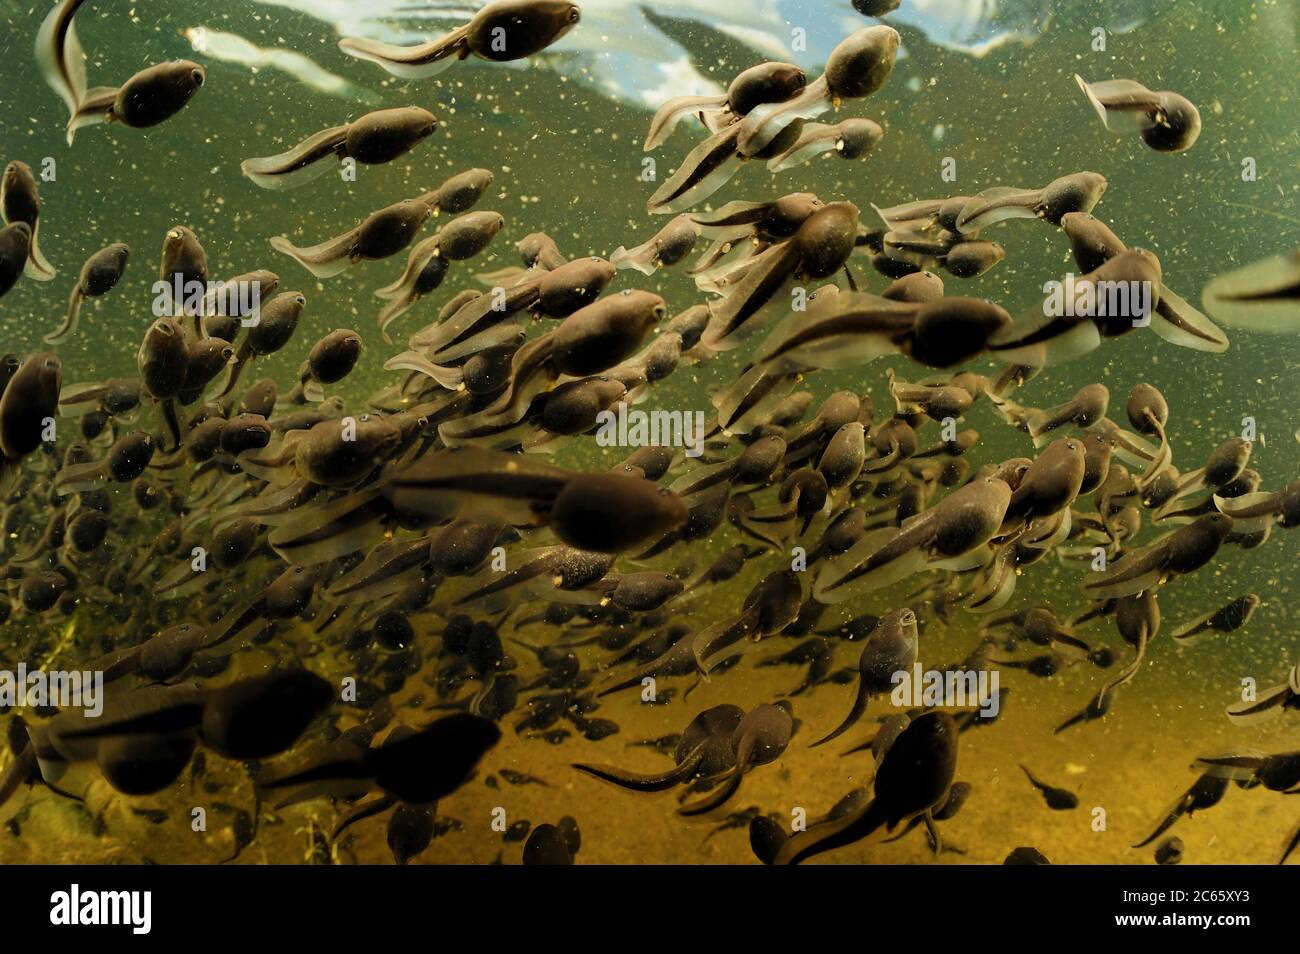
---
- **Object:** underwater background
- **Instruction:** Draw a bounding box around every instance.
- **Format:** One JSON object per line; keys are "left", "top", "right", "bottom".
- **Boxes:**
{"left": 0, "top": 0, "right": 1296, "bottom": 864}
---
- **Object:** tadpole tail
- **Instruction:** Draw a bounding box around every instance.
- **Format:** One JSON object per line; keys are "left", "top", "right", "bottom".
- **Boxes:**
{"left": 810, "top": 678, "right": 871, "bottom": 748}
{"left": 678, "top": 750, "right": 750, "bottom": 816}
{"left": 331, "top": 794, "right": 398, "bottom": 841}
{"left": 159, "top": 397, "right": 185, "bottom": 452}
{"left": 1131, "top": 792, "right": 1193, "bottom": 848}
{"left": 774, "top": 798, "right": 888, "bottom": 866}
{"left": 0, "top": 741, "right": 36, "bottom": 810}
{"left": 43, "top": 287, "right": 82, "bottom": 345}
{"left": 1278, "top": 817, "right": 1300, "bottom": 866}
{"left": 210, "top": 340, "right": 253, "bottom": 401}
{"left": 571, "top": 746, "right": 704, "bottom": 793}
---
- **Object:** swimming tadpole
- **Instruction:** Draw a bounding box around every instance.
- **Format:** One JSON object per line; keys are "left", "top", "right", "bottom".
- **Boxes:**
{"left": 522, "top": 822, "right": 578, "bottom": 865}
{"left": 766, "top": 117, "right": 884, "bottom": 174}
{"left": 770, "top": 710, "right": 958, "bottom": 865}
{"left": 1056, "top": 211, "right": 1228, "bottom": 354}
{"left": 1171, "top": 594, "right": 1260, "bottom": 646}
{"left": 1224, "top": 650, "right": 1299, "bottom": 726}
{"left": 815, "top": 475, "right": 1010, "bottom": 603}
{"left": 1074, "top": 75, "right": 1201, "bottom": 153}
{"left": 550, "top": 289, "right": 668, "bottom": 376}
{"left": 136, "top": 316, "right": 190, "bottom": 449}
{"left": 96, "top": 733, "right": 198, "bottom": 797}
{"left": 210, "top": 290, "right": 306, "bottom": 400}
{"left": 702, "top": 202, "right": 860, "bottom": 351}
{"left": 1000, "top": 437, "right": 1088, "bottom": 532}
{"left": 1085, "top": 512, "right": 1234, "bottom": 601}
{"left": 737, "top": 26, "right": 899, "bottom": 158}
{"left": 375, "top": 210, "right": 505, "bottom": 341}
{"left": 45, "top": 242, "right": 129, "bottom": 345}
{"left": 201, "top": 269, "right": 279, "bottom": 339}
{"left": 852, "top": 0, "right": 901, "bottom": 15}
{"left": 677, "top": 702, "right": 794, "bottom": 816}
{"left": 53, "top": 430, "right": 154, "bottom": 494}
{"left": 433, "top": 291, "right": 664, "bottom": 443}
{"left": 991, "top": 383, "right": 1108, "bottom": 449}
{"left": 644, "top": 60, "right": 807, "bottom": 152}
{"left": 288, "top": 329, "right": 363, "bottom": 404}
{"left": 810, "top": 608, "right": 918, "bottom": 747}
{"left": 38, "top": 0, "right": 205, "bottom": 144}
{"left": 0, "top": 351, "right": 61, "bottom": 463}
{"left": 385, "top": 447, "right": 687, "bottom": 553}
{"left": 259, "top": 712, "right": 501, "bottom": 807}
{"left": 102, "top": 624, "right": 207, "bottom": 685}
{"left": 572, "top": 704, "right": 743, "bottom": 793}
{"left": 941, "top": 240, "right": 1004, "bottom": 280}
{"left": 241, "top": 106, "right": 438, "bottom": 191}
{"left": 1201, "top": 250, "right": 1300, "bottom": 334}
{"left": 1020, "top": 765, "right": 1080, "bottom": 810}
{"left": 292, "top": 414, "right": 403, "bottom": 488}
{"left": 1152, "top": 436, "right": 1253, "bottom": 523}
{"left": 739, "top": 292, "right": 1007, "bottom": 400}
{"left": 339, "top": 0, "right": 581, "bottom": 80}
{"left": 538, "top": 256, "right": 619, "bottom": 318}
{"left": 691, "top": 570, "right": 805, "bottom": 674}
{"left": 199, "top": 670, "right": 334, "bottom": 761}
{"left": 1193, "top": 748, "right": 1300, "bottom": 794}
{"left": 420, "top": 168, "right": 496, "bottom": 217}
{"left": 956, "top": 172, "right": 1108, "bottom": 233}
{"left": 67, "top": 60, "right": 206, "bottom": 145}
{"left": 1, "top": 160, "right": 56, "bottom": 281}
{"left": 610, "top": 215, "right": 701, "bottom": 275}
{"left": 0, "top": 222, "right": 32, "bottom": 299}
{"left": 386, "top": 802, "right": 438, "bottom": 865}
{"left": 270, "top": 198, "right": 434, "bottom": 280}
{"left": 158, "top": 224, "right": 208, "bottom": 328}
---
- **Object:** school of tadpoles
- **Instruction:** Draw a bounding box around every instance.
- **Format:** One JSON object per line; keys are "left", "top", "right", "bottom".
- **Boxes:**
{"left": 0, "top": 0, "right": 1297, "bottom": 866}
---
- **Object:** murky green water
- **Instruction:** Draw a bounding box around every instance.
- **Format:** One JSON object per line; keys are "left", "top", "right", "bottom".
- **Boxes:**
{"left": 0, "top": 0, "right": 1296, "bottom": 865}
